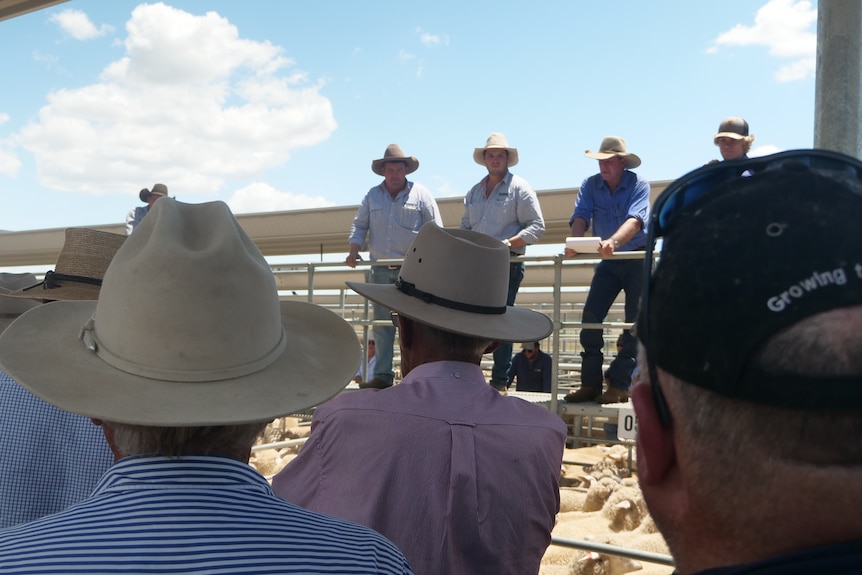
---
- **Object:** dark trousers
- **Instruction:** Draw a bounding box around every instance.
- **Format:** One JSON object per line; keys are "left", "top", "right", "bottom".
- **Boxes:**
{"left": 490, "top": 261, "right": 525, "bottom": 386}
{"left": 580, "top": 259, "right": 642, "bottom": 390}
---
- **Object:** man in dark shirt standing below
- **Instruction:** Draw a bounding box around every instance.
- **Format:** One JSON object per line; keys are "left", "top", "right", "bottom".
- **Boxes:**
{"left": 565, "top": 136, "right": 649, "bottom": 404}
{"left": 461, "top": 132, "right": 545, "bottom": 391}
{"left": 507, "top": 341, "right": 552, "bottom": 392}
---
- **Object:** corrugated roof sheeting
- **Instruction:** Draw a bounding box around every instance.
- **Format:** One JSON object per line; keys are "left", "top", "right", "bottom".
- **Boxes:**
{"left": 0, "top": 183, "right": 670, "bottom": 268}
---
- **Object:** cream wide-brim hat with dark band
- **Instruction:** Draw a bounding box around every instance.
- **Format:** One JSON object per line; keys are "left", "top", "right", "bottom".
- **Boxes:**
{"left": 0, "top": 198, "right": 360, "bottom": 426}
{"left": 348, "top": 223, "right": 552, "bottom": 343}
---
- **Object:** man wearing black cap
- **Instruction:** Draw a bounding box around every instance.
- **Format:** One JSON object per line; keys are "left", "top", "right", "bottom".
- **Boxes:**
{"left": 712, "top": 116, "right": 754, "bottom": 162}
{"left": 633, "top": 149, "right": 862, "bottom": 574}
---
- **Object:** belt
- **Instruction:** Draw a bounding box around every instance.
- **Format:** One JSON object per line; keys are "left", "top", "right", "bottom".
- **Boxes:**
{"left": 386, "top": 265, "right": 401, "bottom": 270}
{"left": 509, "top": 251, "right": 521, "bottom": 257}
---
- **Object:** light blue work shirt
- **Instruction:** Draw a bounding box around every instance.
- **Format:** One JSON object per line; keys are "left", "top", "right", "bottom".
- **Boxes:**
{"left": 460, "top": 172, "right": 545, "bottom": 255}
{"left": 349, "top": 181, "right": 443, "bottom": 261}
{"left": 569, "top": 170, "right": 650, "bottom": 251}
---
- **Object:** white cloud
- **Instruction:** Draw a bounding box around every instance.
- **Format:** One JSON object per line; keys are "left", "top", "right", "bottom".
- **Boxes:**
{"left": 398, "top": 49, "right": 416, "bottom": 62}
{"left": 226, "top": 182, "right": 335, "bottom": 214}
{"left": 0, "top": 148, "right": 21, "bottom": 177}
{"left": 50, "top": 8, "right": 113, "bottom": 40}
{"left": 749, "top": 144, "right": 783, "bottom": 158}
{"left": 710, "top": 0, "right": 816, "bottom": 81}
{"left": 14, "top": 3, "right": 336, "bottom": 199}
{"left": 415, "top": 27, "right": 450, "bottom": 48}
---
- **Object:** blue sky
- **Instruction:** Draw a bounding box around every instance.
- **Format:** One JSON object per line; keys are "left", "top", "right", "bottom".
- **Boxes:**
{"left": 0, "top": 0, "right": 817, "bottom": 232}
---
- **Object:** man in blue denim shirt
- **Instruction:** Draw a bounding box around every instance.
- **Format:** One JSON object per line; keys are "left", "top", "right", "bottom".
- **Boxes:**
{"left": 565, "top": 136, "right": 649, "bottom": 404}
{"left": 460, "top": 133, "right": 545, "bottom": 391}
{"left": 347, "top": 144, "right": 443, "bottom": 389}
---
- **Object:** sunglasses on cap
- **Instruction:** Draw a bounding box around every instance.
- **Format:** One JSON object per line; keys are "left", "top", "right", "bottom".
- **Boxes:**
{"left": 639, "top": 149, "right": 862, "bottom": 428}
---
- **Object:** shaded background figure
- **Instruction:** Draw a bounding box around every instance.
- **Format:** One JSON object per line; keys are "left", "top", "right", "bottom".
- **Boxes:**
{"left": 507, "top": 340, "right": 552, "bottom": 392}
{"left": 565, "top": 136, "right": 649, "bottom": 405}
{"left": 353, "top": 338, "right": 376, "bottom": 384}
{"left": 712, "top": 116, "right": 755, "bottom": 162}
{"left": 0, "top": 228, "right": 125, "bottom": 528}
{"left": 346, "top": 144, "right": 443, "bottom": 389}
{"left": 460, "top": 132, "right": 545, "bottom": 391}
{"left": 125, "top": 183, "right": 168, "bottom": 235}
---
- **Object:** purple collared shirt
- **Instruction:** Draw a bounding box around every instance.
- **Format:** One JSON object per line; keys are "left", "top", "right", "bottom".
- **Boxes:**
{"left": 273, "top": 360, "right": 566, "bottom": 575}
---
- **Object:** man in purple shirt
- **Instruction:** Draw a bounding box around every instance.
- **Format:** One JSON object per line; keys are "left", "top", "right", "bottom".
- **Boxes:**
{"left": 274, "top": 223, "right": 566, "bottom": 575}
{"left": 564, "top": 136, "right": 650, "bottom": 404}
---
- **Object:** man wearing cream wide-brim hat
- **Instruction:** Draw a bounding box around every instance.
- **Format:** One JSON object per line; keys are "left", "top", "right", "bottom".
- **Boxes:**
{"left": 461, "top": 132, "right": 546, "bottom": 391}
{"left": 0, "top": 229, "right": 123, "bottom": 529}
{"left": 0, "top": 198, "right": 411, "bottom": 574}
{"left": 274, "top": 223, "right": 566, "bottom": 575}
{"left": 125, "top": 182, "right": 169, "bottom": 235}
{"left": 346, "top": 143, "right": 443, "bottom": 390}
{"left": 565, "top": 135, "right": 650, "bottom": 405}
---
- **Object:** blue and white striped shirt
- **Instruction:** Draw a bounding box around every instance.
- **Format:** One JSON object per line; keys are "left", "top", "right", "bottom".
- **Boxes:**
{"left": 0, "top": 369, "right": 113, "bottom": 529}
{"left": 0, "top": 455, "right": 413, "bottom": 574}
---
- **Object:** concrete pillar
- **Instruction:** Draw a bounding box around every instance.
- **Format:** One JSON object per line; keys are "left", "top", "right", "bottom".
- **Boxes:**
{"left": 814, "top": 0, "right": 862, "bottom": 158}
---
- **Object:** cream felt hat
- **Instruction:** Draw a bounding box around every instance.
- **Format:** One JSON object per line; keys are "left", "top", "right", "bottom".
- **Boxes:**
{"left": 473, "top": 132, "right": 519, "bottom": 167}
{"left": 585, "top": 136, "right": 642, "bottom": 169}
{"left": 371, "top": 144, "right": 419, "bottom": 176}
{"left": 347, "top": 223, "right": 552, "bottom": 342}
{"left": 0, "top": 273, "right": 40, "bottom": 332}
{"left": 139, "top": 183, "right": 168, "bottom": 203}
{"left": 0, "top": 198, "right": 360, "bottom": 426}
{"left": 7, "top": 228, "right": 126, "bottom": 302}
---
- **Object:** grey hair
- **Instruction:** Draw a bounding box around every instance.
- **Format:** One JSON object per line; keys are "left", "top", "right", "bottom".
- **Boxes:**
{"left": 411, "top": 320, "right": 492, "bottom": 361}
{"left": 667, "top": 305, "right": 862, "bottom": 470}
{"left": 106, "top": 421, "right": 269, "bottom": 458}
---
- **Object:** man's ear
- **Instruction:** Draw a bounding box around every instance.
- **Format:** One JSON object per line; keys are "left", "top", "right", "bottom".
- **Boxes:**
{"left": 631, "top": 381, "right": 676, "bottom": 486}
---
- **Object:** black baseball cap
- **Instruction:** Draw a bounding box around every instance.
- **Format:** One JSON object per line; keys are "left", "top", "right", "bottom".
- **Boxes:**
{"left": 640, "top": 150, "right": 862, "bottom": 410}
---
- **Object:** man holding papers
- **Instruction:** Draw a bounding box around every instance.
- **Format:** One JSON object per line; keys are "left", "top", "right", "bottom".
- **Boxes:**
{"left": 564, "top": 136, "right": 650, "bottom": 404}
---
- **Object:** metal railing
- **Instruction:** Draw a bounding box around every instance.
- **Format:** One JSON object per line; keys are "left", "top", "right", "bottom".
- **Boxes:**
{"left": 276, "top": 251, "right": 648, "bottom": 415}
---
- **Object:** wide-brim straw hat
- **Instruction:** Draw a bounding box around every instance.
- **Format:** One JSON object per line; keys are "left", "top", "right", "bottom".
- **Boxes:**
{"left": 347, "top": 223, "right": 552, "bottom": 342}
{"left": 473, "top": 132, "right": 519, "bottom": 167}
{"left": 0, "top": 198, "right": 360, "bottom": 426}
{"left": 6, "top": 228, "right": 126, "bottom": 302}
{"left": 139, "top": 183, "right": 168, "bottom": 203}
{"left": 371, "top": 144, "right": 419, "bottom": 176}
{"left": 585, "top": 136, "right": 641, "bottom": 169}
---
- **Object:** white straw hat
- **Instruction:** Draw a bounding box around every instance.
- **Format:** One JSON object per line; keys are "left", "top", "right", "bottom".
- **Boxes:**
{"left": 473, "top": 132, "right": 519, "bottom": 167}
